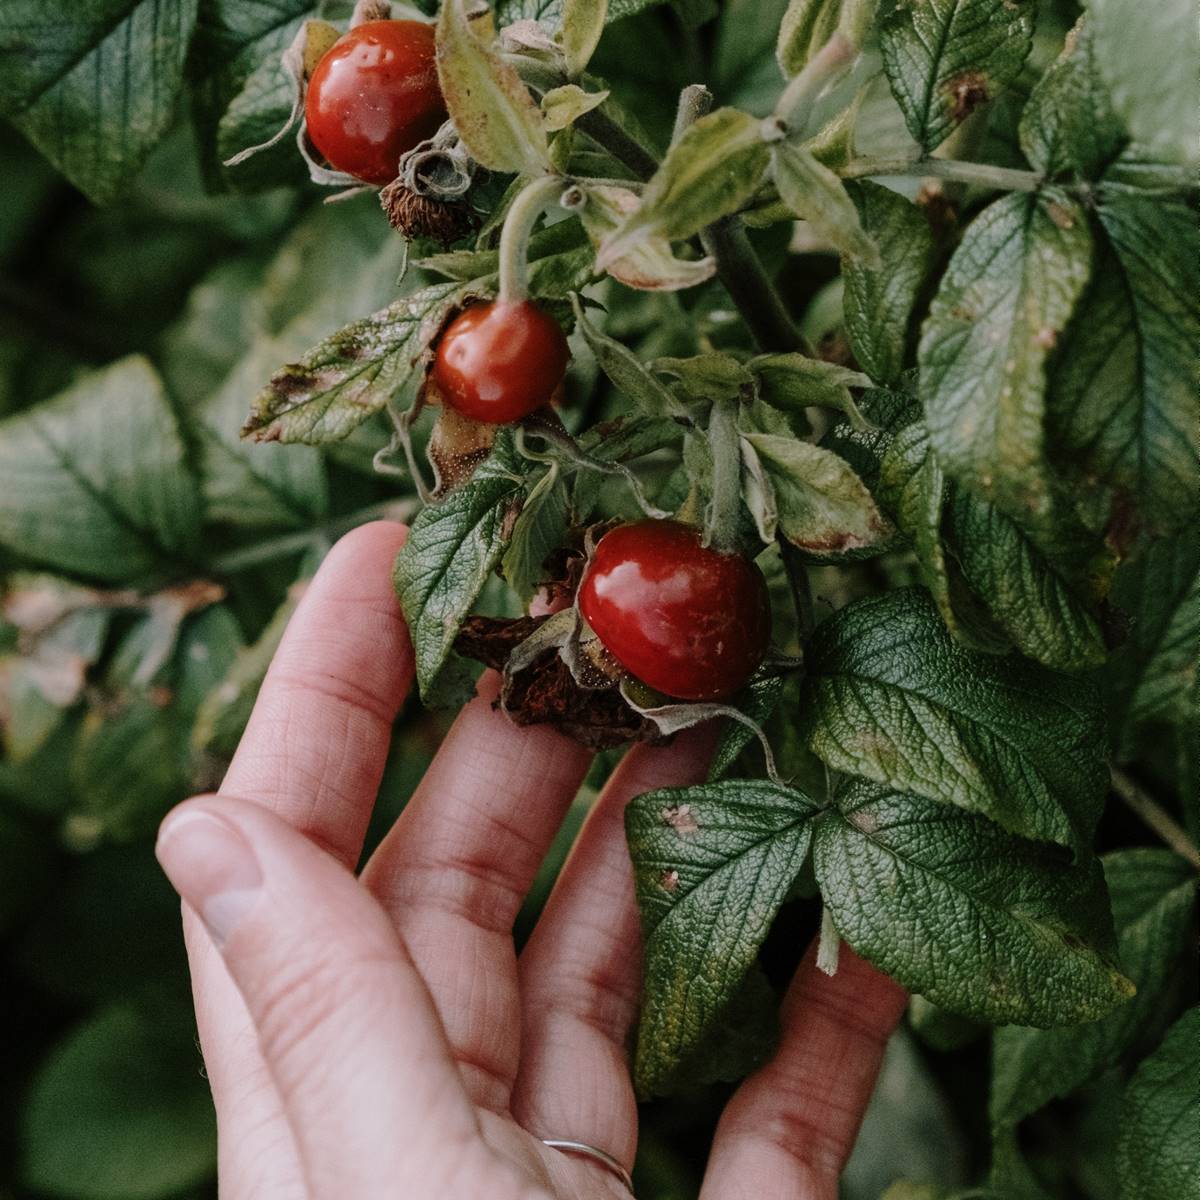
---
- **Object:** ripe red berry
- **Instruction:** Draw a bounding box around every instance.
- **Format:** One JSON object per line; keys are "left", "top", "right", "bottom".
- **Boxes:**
{"left": 578, "top": 520, "right": 771, "bottom": 702}
{"left": 305, "top": 20, "right": 446, "bottom": 185}
{"left": 432, "top": 300, "right": 570, "bottom": 424}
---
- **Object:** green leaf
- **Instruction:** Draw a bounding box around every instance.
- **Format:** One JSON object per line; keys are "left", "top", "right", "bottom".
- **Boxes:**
{"left": 1103, "top": 531, "right": 1200, "bottom": 754}
{"left": 541, "top": 83, "right": 609, "bottom": 130}
{"left": 742, "top": 433, "right": 892, "bottom": 555}
{"left": 798, "top": 587, "right": 1108, "bottom": 854}
{"left": 1, "top": 0, "right": 199, "bottom": 203}
{"left": 1091, "top": 0, "right": 1198, "bottom": 165}
{"left": 920, "top": 190, "right": 1093, "bottom": 524}
{"left": 1048, "top": 187, "right": 1200, "bottom": 535}
{"left": 842, "top": 181, "right": 936, "bottom": 386}
{"left": 815, "top": 779, "right": 1133, "bottom": 1026}
{"left": 436, "top": 0, "right": 551, "bottom": 176}
{"left": 501, "top": 465, "right": 570, "bottom": 606}
{"left": 626, "top": 778, "right": 817, "bottom": 1095}
{"left": 0, "top": 357, "right": 201, "bottom": 582}
{"left": 21, "top": 1002, "right": 216, "bottom": 1200}
{"left": 1018, "top": 18, "right": 1125, "bottom": 179}
{"left": 991, "top": 849, "right": 1197, "bottom": 1129}
{"left": 494, "top": 0, "right": 664, "bottom": 22}
{"left": 776, "top": 0, "right": 841, "bottom": 77}
{"left": 561, "top": 0, "right": 607, "bottom": 76}
{"left": 394, "top": 441, "right": 525, "bottom": 700}
{"left": 598, "top": 108, "right": 770, "bottom": 267}
{"left": 879, "top": 0, "right": 1036, "bottom": 152}
{"left": 1116, "top": 1007, "right": 1200, "bottom": 1200}
{"left": 242, "top": 281, "right": 462, "bottom": 445}
{"left": 751, "top": 353, "right": 871, "bottom": 421}
{"left": 771, "top": 142, "right": 881, "bottom": 266}
{"left": 707, "top": 670, "right": 787, "bottom": 781}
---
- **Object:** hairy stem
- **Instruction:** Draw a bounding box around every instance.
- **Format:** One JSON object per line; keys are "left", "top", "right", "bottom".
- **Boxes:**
{"left": 841, "top": 156, "right": 1044, "bottom": 192}
{"left": 672, "top": 82, "right": 713, "bottom": 145}
{"left": 573, "top": 106, "right": 660, "bottom": 181}
{"left": 498, "top": 175, "right": 567, "bottom": 303}
{"left": 1111, "top": 767, "right": 1200, "bottom": 871}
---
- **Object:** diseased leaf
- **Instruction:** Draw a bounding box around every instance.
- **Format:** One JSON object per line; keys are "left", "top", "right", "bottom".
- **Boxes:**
{"left": 815, "top": 779, "right": 1133, "bottom": 1026}
{"left": 393, "top": 439, "right": 525, "bottom": 700}
{"left": 1103, "top": 531, "right": 1200, "bottom": 755}
{"left": 1091, "top": 0, "right": 1198, "bottom": 164}
{"left": 1, "top": 0, "right": 199, "bottom": 203}
{"left": 921, "top": 190, "right": 1093, "bottom": 525}
{"left": 598, "top": 108, "right": 770, "bottom": 267}
{"left": 842, "top": 181, "right": 936, "bottom": 386}
{"left": 0, "top": 358, "right": 201, "bottom": 582}
{"left": 772, "top": 142, "right": 881, "bottom": 266}
{"left": 1116, "top": 1007, "right": 1200, "bottom": 1200}
{"left": 742, "top": 433, "right": 891, "bottom": 555}
{"left": 798, "top": 587, "right": 1108, "bottom": 854}
{"left": 1048, "top": 187, "right": 1200, "bottom": 535}
{"left": 992, "top": 849, "right": 1197, "bottom": 1129}
{"left": 879, "top": 0, "right": 1036, "bottom": 151}
{"left": 626, "top": 778, "right": 817, "bottom": 1095}
{"left": 436, "top": 0, "right": 551, "bottom": 176}
{"left": 1018, "top": 18, "right": 1125, "bottom": 179}
{"left": 494, "top": 0, "right": 663, "bottom": 22}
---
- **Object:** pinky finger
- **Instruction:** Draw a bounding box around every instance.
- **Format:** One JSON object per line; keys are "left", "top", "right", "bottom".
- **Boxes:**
{"left": 700, "top": 942, "right": 907, "bottom": 1200}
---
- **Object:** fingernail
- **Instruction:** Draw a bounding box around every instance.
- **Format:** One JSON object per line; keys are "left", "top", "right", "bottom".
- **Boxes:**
{"left": 156, "top": 808, "right": 262, "bottom": 947}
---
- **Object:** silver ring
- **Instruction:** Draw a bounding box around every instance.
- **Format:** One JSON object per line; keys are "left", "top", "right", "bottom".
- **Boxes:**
{"left": 541, "top": 1138, "right": 635, "bottom": 1194}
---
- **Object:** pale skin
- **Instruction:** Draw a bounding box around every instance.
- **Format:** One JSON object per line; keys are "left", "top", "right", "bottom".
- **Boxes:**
{"left": 156, "top": 521, "right": 907, "bottom": 1200}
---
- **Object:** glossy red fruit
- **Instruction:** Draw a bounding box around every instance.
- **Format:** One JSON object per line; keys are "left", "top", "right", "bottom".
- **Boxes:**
{"left": 432, "top": 300, "right": 570, "bottom": 424}
{"left": 578, "top": 520, "right": 771, "bottom": 702}
{"left": 305, "top": 20, "right": 446, "bottom": 185}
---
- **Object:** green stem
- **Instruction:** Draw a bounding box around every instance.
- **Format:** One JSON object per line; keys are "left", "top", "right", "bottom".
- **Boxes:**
{"left": 671, "top": 83, "right": 713, "bottom": 145}
{"left": 777, "top": 535, "right": 815, "bottom": 641}
{"left": 208, "top": 501, "right": 416, "bottom": 576}
{"left": 703, "top": 395, "right": 743, "bottom": 552}
{"left": 840, "top": 156, "right": 1044, "bottom": 192}
{"left": 573, "top": 106, "right": 660, "bottom": 182}
{"left": 498, "top": 175, "right": 565, "bottom": 303}
{"left": 1111, "top": 768, "right": 1200, "bottom": 872}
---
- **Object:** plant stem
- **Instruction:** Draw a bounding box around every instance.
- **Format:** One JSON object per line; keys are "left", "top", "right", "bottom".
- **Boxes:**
{"left": 573, "top": 106, "right": 659, "bottom": 182}
{"left": 672, "top": 83, "right": 713, "bottom": 145}
{"left": 777, "top": 535, "right": 815, "bottom": 640}
{"left": 208, "top": 500, "right": 416, "bottom": 576}
{"left": 498, "top": 175, "right": 566, "bottom": 303}
{"left": 840, "top": 156, "right": 1044, "bottom": 192}
{"left": 1111, "top": 767, "right": 1200, "bottom": 871}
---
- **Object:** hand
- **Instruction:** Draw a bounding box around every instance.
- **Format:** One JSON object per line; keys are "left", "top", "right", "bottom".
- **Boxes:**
{"left": 156, "top": 522, "right": 906, "bottom": 1200}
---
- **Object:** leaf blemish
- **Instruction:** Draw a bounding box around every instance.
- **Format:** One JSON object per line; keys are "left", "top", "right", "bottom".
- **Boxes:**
{"left": 1033, "top": 327, "right": 1058, "bottom": 349}
{"left": 944, "top": 71, "right": 990, "bottom": 123}
{"left": 662, "top": 804, "right": 699, "bottom": 835}
{"left": 660, "top": 868, "right": 680, "bottom": 891}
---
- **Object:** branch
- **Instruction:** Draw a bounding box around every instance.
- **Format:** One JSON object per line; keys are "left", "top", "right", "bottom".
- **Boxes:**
{"left": 840, "top": 156, "right": 1043, "bottom": 193}
{"left": 1111, "top": 767, "right": 1200, "bottom": 872}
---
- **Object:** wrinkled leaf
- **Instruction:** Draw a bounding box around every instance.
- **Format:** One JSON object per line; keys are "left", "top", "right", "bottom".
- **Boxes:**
{"left": 502, "top": 466, "right": 571, "bottom": 606}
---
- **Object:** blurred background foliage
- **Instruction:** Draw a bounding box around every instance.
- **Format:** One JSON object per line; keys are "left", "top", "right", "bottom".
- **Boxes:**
{"left": 0, "top": 1, "right": 1187, "bottom": 1198}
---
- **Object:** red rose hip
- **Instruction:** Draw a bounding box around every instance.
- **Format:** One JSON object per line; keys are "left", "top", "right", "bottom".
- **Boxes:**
{"left": 578, "top": 519, "right": 771, "bottom": 701}
{"left": 305, "top": 20, "right": 446, "bottom": 185}
{"left": 432, "top": 300, "right": 570, "bottom": 424}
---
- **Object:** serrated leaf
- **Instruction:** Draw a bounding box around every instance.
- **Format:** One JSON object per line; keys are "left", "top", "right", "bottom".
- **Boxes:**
{"left": 1116, "top": 1006, "right": 1200, "bottom": 1200}
{"left": 1104, "top": 531, "right": 1200, "bottom": 755}
{"left": 772, "top": 142, "right": 880, "bottom": 266}
{"left": 560, "top": 0, "right": 607, "bottom": 75}
{"left": 0, "top": 358, "right": 201, "bottom": 582}
{"left": 626, "top": 778, "right": 817, "bottom": 1095}
{"left": 842, "top": 181, "right": 936, "bottom": 386}
{"left": 20, "top": 1002, "right": 217, "bottom": 1200}
{"left": 741, "top": 433, "right": 891, "bottom": 555}
{"left": 1018, "top": 18, "right": 1125, "bottom": 179}
{"left": 920, "top": 190, "right": 1093, "bottom": 524}
{"left": 798, "top": 587, "right": 1108, "bottom": 853}
{"left": 751, "top": 353, "right": 871, "bottom": 421}
{"left": 707, "top": 670, "right": 787, "bottom": 781}
{"left": 991, "top": 849, "right": 1197, "bottom": 1129}
{"left": 393, "top": 441, "right": 525, "bottom": 700}
{"left": 1048, "top": 187, "right": 1200, "bottom": 535}
{"left": 242, "top": 281, "right": 462, "bottom": 445}
{"left": 879, "top": 0, "right": 1036, "bottom": 152}
{"left": 1, "top": 0, "right": 199, "bottom": 203}
{"left": 815, "top": 779, "right": 1133, "bottom": 1026}
{"left": 501, "top": 465, "right": 570, "bottom": 605}
{"left": 437, "top": 0, "right": 551, "bottom": 176}
{"left": 598, "top": 108, "right": 770, "bottom": 267}
{"left": 1091, "top": 0, "right": 1198, "bottom": 165}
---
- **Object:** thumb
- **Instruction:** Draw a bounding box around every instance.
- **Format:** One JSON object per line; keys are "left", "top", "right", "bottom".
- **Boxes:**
{"left": 156, "top": 795, "right": 486, "bottom": 1200}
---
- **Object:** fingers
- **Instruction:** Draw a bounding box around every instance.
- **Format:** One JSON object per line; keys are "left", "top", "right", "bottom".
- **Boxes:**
{"left": 700, "top": 942, "right": 907, "bottom": 1200}
{"left": 158, "top": 796, "right": 539, "bottom": 1200}
{"left": 361, "top": 673, "right": 593, "bottom": 1111}
{"left": 512, "top": 725, "right": 720, "bottom": 1174}
{"left": 222, "top": 519, "right": 414, "bottom": 866}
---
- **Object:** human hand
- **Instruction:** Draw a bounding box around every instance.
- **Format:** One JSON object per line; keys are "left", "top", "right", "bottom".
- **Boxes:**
{"left": 156, "top": 522, "right": 906, "bottom": 1200}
